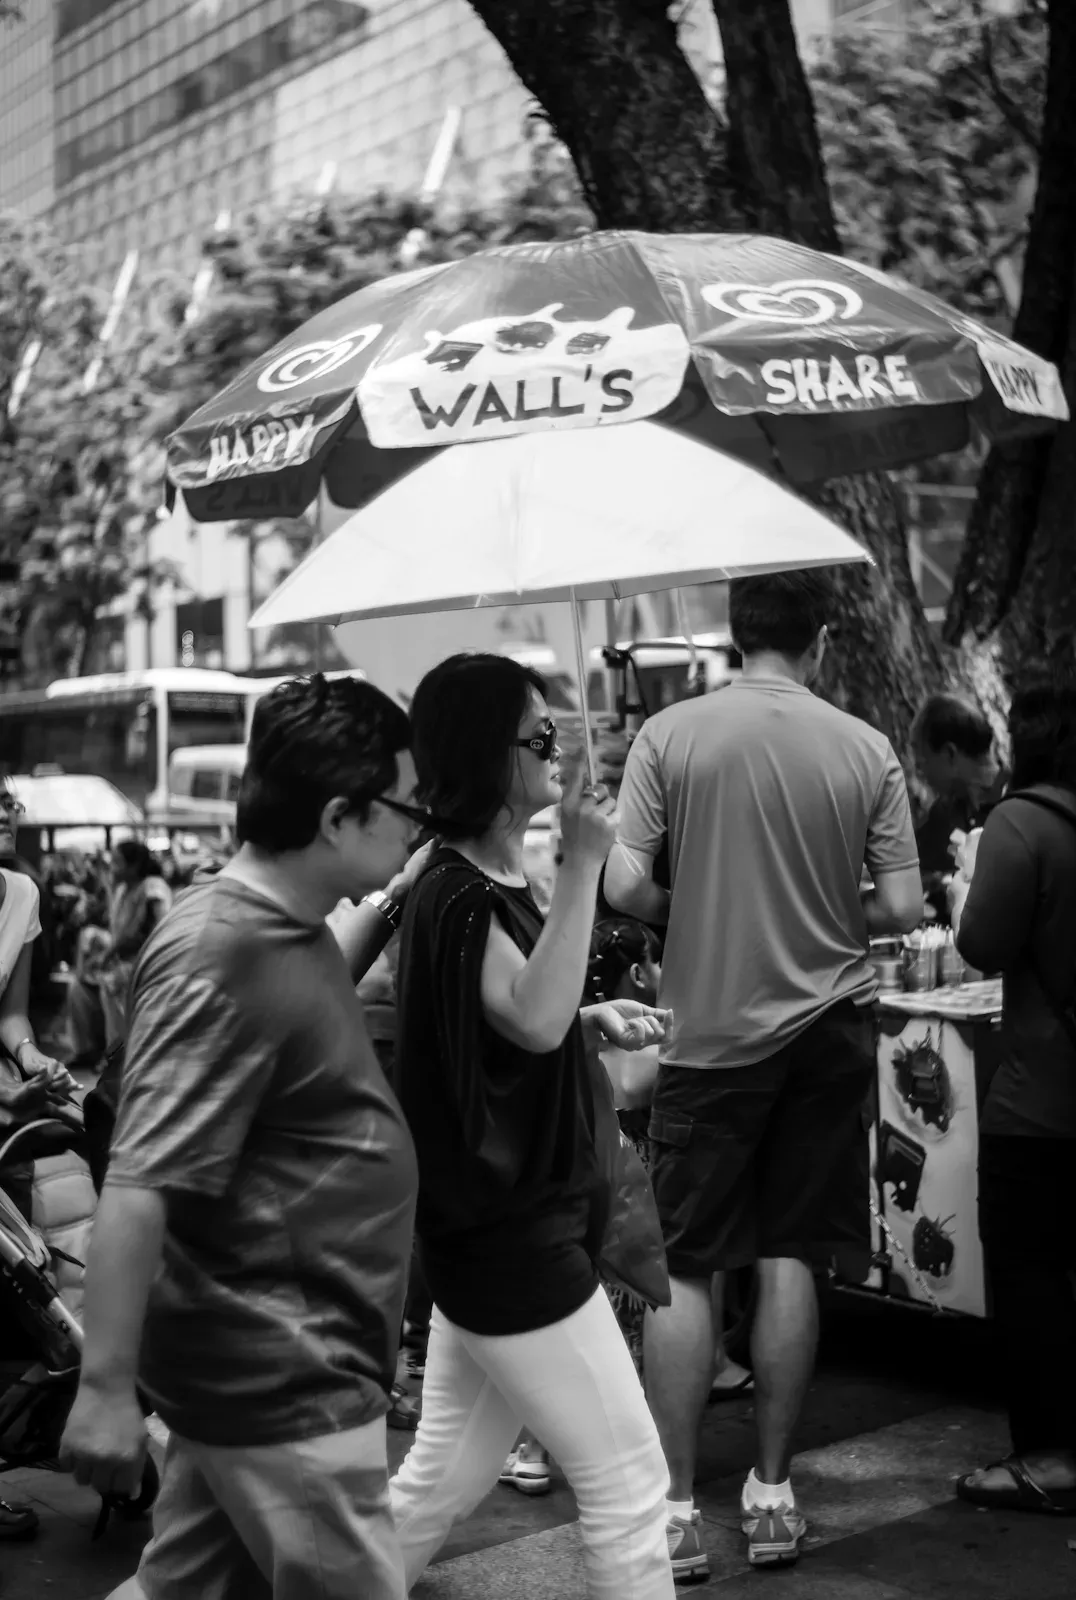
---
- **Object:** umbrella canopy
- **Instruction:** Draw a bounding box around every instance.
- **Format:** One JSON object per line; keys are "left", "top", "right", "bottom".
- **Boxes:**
{"left": 169, "top": 231, "right": 1067, "bottom": 525}
{"left": 249, "top": 423, "right": 869, "bottom": 632}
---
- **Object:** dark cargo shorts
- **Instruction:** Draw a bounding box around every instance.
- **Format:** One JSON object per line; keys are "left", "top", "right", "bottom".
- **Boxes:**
{"left": 648, "top": 999, "right": 875, "bottom": 1277}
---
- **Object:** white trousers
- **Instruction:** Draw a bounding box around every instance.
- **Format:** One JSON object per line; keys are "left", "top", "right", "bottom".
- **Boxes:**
{"left": 389, "top": 1288, "right": 674, "bottom": 1599}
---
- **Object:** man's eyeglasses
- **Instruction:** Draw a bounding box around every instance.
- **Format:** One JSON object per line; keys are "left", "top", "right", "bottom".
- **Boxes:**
{"left": 374, "top": 795, "right": 434, "bottom": 828}
{"left": 513, "top": 721, "right": 558, "bottom": 762}
{"left": 0, "top": 794, "right": 25, "bottom": 818}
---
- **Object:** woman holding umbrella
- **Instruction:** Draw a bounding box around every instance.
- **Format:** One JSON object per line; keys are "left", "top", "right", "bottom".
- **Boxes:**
{"left": 389, "top": 653, "right": 675, "bottom": 1600}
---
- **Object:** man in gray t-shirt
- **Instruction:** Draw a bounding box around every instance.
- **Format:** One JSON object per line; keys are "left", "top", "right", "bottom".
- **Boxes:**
{"left": 606, "top": 571, "right": 922, "bottom": 1578}
{"left": 61, "top": 676, "right": 434, "bottom": 1600}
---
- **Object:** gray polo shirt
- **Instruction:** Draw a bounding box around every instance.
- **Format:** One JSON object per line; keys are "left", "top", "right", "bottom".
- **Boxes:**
{"left": 616, "top": 677, "right": 917, "bottom": 1069}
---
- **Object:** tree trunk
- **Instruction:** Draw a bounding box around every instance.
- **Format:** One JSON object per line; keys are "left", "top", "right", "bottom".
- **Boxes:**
{"left": 707, "top": 0, "right": 946, "bottom": 751}
{"left": 945, "top": 0, "right": 1076, "bottom": 669}
{"left": 467, "top": 0, "right": 747, "bottom": 232}
{"left": 470, "top": 0, "right": 948, "bottom": 751}
{"left": 709, "top": 0, "right": 841, "bottom": 253}
{"left": 812, "top": 474, "right": 943, "bottom": 742}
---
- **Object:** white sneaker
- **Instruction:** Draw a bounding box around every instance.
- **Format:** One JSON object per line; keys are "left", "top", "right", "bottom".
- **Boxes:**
{"left": 740, "top": 1492, "right": 807, "bottom": 1568}
{"left": 499, "top": 1448, "right": 552, "bottom": 1496}
{"left": 666, "top": 1509, "right": 709, "bottom": 1584}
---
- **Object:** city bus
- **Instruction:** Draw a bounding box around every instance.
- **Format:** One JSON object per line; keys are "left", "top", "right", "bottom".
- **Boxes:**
{"left": 0, "top": 669, "right": 269, "bottom": 822}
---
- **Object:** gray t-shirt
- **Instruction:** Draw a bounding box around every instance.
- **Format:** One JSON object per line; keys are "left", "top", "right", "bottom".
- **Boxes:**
{"left": 617, "top": 677, "right": 917, "bottom": 1069}
{"left": 107, "top": 873, "right": 418, "bottom": 1448}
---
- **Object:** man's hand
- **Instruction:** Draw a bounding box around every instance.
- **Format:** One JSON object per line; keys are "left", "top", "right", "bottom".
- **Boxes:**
{"left": 60, "top": 1381, "right": 148, "bottom": 1501}
{"left": 582, "top": 1000, "right": 669, "bottom": 1051}
{"left": 386, "top": 837, "right": 439, "bottom": 906}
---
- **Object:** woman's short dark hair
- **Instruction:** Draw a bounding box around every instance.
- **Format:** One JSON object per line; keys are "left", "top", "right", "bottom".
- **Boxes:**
{"left": 411, "top": 653, "right": 547, "bottom": 841}
{"left": 114, "top": 838, "right": 156, "bottom": 880}
{"left": 1008, "top": 673, "right": 1076, "bottom": 793}
{"left": 585, "top": 917, "right": 661, "bottom": 1003}
{"left": 912, "top": 693, "right": 993, "bottom": 758}
{"left": 237, "top": 674, "right": 410, "bottom": 854}
{"left": 728, "top": 570, "right": 832, "bottom": 658}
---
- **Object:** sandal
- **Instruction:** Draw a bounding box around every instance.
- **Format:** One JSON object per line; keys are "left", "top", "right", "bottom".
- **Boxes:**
{"left": 956, "top": 1457, "right": 1076, "bottom": 1516}
{"left": 0, "top": 1498, "right": 39, "bottom": 1541}
{"left": 387, "top": 1383, "right": 421, "bottom": 1432}
{"left": 709, "top": 1371, "right": 754, "bottom": 1404}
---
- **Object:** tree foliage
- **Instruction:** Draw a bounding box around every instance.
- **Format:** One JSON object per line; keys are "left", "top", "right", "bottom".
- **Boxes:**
{"left": 811, "top": 0, "right": 1046, "bottom": 325}
{"left": 0, "top": 213, "right": 171, "bottom": 684}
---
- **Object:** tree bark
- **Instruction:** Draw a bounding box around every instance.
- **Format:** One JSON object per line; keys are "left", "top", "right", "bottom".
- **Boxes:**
{"left": 945, "top": 0, "right": 1076, "bottom": 664}
{"left": 707, "top": 0, "right": 945, "bottom": 749}
{"left": 468, "top": 0, "right": 947, "bottom": 752}
{"left": 709, "top": 0, "right": 841, "bottom": 253}
{"left": 467, "top": 0, "right": 747, "bottom": 232}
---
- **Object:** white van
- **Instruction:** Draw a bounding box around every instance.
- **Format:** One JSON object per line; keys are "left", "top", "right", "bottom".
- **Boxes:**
{"left": 165, "top": 745, "right": 246, "bottom": 827}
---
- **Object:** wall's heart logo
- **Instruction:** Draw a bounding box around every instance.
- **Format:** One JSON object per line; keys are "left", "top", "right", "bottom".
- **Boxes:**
{"left": 257, "top": 325, "right": 382, "bottom": 393}
{"left": 701, "top": 280, "right": 863, "bottom": 327}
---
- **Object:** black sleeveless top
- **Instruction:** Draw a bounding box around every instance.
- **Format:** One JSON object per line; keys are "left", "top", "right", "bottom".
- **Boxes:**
{"left": 395, "top": 848, "right": 603, "bottom": 1335}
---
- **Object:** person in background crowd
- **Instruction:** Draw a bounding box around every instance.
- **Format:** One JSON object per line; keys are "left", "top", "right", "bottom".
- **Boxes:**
{"left": 390, "top": 653, "right": 674, "bottom": 1600}
{"left": 606, "top": 570, "right": 923, "bottom": 1577}
{"left": 951, "top": 673, "right": 1076, "bottom": 1515}
{"left": 0, "top": 779, "right": 78, "bottom": 1544}
{"left": 60, "top": 675, "right": 434, "bottom": 1600}
{"left": 912, "top": 694, "right": 1003, "bottom": 912}
{"left": 0, "top": 792, "right": 57, "bottom": 1045}
{"left": 65, "top": 841, "right": 174, "bottom": 1067}
{"left": 97, "top": 841, "right": 174, "bottom": 1045}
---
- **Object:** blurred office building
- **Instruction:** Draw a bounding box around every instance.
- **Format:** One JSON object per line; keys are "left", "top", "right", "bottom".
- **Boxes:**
{"left": 0, "top": 0, "right": 919, "bottom": 284}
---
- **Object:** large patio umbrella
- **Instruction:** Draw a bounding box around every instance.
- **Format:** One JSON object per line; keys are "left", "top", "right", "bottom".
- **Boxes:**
{"left": 167, "top": 231, "right": 1067, "bottom": 529}
{"left": 249, "top": 423, "right": 870, "bottom": 775}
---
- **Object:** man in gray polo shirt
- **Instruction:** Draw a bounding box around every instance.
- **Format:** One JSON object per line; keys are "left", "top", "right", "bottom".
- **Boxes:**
{"left": 606, "top": 570, "right": 922, "bottom": 1579}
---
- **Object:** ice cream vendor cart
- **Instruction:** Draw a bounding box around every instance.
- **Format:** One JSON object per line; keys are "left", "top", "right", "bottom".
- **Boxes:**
{"left": 833, "top": 980, "right": 1006, "bottom": 1319}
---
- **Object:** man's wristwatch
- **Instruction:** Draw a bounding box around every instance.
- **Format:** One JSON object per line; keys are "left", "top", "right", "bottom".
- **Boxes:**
{"left": 362, "top": 890, "right": 402, "bottom": 931}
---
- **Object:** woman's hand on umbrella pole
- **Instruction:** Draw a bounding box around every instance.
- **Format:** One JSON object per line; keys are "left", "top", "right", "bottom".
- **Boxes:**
{"left": 559, "top": 757, "right": 618, "bottom": 873}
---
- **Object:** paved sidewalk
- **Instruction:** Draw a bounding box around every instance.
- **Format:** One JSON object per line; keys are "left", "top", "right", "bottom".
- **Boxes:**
{"left": 4, "top": 1400, "right": 1075, "bottom": 1599}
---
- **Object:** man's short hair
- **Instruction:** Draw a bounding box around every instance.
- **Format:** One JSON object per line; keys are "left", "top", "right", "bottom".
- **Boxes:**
{"left": 728, "top": 570, "right": 833, "bottom": 658}
{"left": 1009, "top": 672, "right": 1076, "bottom": 793}
{"left": 236, "top": 674, "right": 410, "bottom": 854}
{"left": 912, "top": 694, "right": 993, "bottom": 758}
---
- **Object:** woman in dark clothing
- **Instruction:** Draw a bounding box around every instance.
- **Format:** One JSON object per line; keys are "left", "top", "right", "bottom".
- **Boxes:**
{"left": 952, "top": 674, "right": 1076, "bottom": 1514}
{"left": 389, "top": 654, "right": 674, "bottom": 1600}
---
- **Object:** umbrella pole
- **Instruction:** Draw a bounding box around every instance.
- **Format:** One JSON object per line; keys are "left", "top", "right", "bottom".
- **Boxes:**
{"left": 673, "top": 587, "right": 700, "bottom": 694}
{"left": 569, "top": 588, "right": 596, "bottom": 784}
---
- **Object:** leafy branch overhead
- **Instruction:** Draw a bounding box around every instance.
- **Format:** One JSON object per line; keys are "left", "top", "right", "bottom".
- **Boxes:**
{"left": 0, "top": 213, "right": 175, "bottom": 683}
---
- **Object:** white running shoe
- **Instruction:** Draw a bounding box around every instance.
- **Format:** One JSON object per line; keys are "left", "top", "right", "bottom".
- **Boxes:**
{"left": 499, "top": 1448, "right": 552, "bottom": 1496}
{"left": 666, "top": 1509, "right": 710, "bottom": 1584}
{"left": 740, "top": 1494, "right": 807, "bottom": 1568}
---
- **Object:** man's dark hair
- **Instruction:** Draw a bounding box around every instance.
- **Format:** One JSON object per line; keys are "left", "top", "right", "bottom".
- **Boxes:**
{"left": 912, "top": 694, "right": 993, "bottom": 758}
{"left": 728, "top": 570, "right": 832, "bottom": 658}
{"left": 411, "top": 653, "right": 547, "bottom": 841}
{"left": 114, "top": 838, "right": 157, "bottom": 880}
{"left": 1008, "top": 673, "right": 1076, "bottom": 793}
{"left": 236, "top": 674, "right": 410, "bottom": 853}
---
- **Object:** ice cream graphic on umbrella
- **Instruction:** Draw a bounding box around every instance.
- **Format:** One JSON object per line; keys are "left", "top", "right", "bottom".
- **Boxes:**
{"left": 361, "top": 302, "right": 689, "bottom": 448}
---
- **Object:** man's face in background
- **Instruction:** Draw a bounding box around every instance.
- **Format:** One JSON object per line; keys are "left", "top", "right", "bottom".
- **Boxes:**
{"left": 917, "top": 739, "right": 1000, "bottom": 809}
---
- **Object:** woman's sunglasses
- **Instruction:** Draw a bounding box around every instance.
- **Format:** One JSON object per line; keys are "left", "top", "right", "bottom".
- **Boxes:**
{"left": 513, "top": 721, "right": 558, "bottom": 762}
